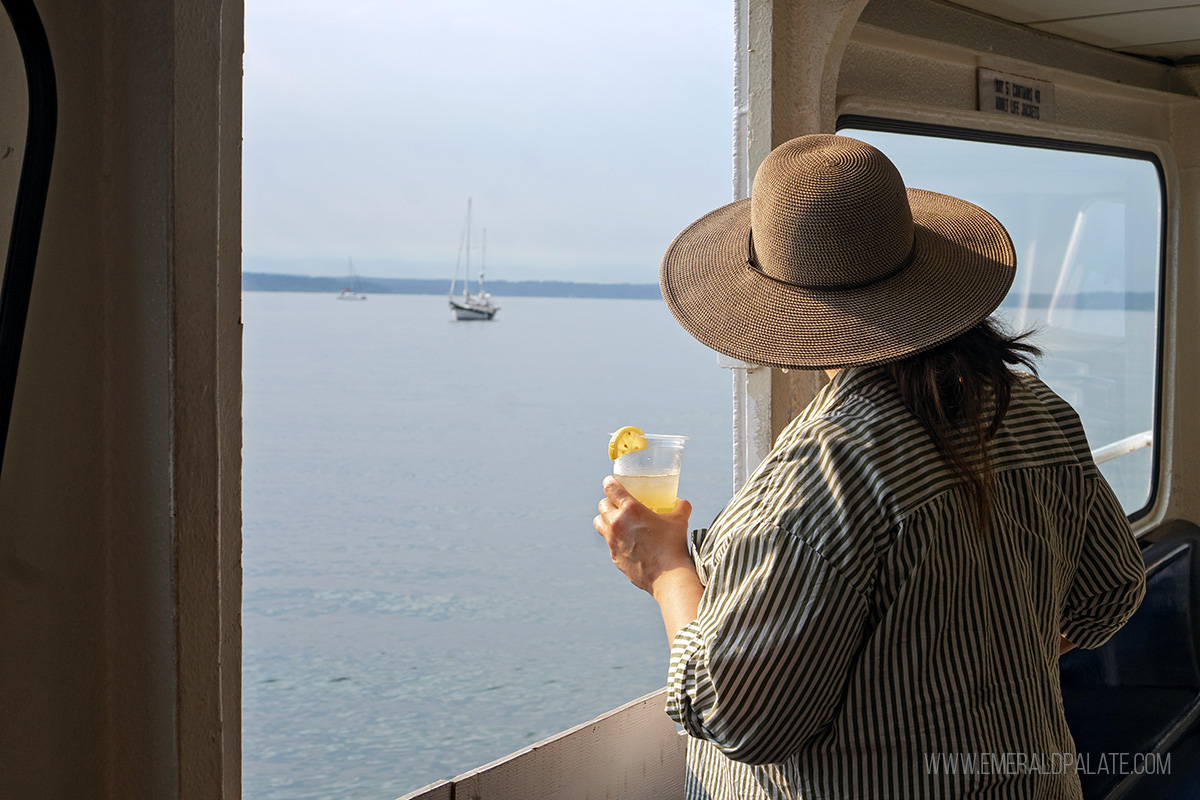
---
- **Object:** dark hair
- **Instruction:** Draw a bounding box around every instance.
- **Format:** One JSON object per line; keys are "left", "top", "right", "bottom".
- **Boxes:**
{"left": 884, "top": 317, "right": 1042, "bottom": 533}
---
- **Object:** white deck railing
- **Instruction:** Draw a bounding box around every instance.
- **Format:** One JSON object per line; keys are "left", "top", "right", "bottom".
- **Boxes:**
{"left": 1093, "top": 430, "right": 1153, "bottom": 465}
{"left": 397, "top": 688, "right": 687, "bottom": 800}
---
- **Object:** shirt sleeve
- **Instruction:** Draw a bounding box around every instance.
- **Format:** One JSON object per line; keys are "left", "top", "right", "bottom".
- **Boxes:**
{"left": 1060, "top": 476, "right": 1146, "bottom": 650}
{"left": 665, "top": 522, "right": 868, "bottom": 765}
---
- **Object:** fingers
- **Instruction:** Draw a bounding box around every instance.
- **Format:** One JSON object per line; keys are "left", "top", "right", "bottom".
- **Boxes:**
{"left": 670, "top": 498, "right": 693, "bottom": 521}
{"left": 603, "top": 476, "right": 653, "bottom": 519}
{"left": 594, "top": 493, "right": 622, "bottom": 539}
{"left": 603, "top": 475, "right": 634, "bottom": 503}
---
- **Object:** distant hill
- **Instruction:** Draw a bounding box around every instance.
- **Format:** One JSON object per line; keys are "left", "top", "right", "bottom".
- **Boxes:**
{"left": 243, "top": 273, "right": 1154, "bottom": 310}
{"left": 242, "top": 272, "right": 662, "bottom": 300}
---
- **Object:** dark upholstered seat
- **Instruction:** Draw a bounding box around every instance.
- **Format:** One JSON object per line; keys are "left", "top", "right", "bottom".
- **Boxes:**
{"left": 1061, "top": 522, "right": 1200, "bottom": 799}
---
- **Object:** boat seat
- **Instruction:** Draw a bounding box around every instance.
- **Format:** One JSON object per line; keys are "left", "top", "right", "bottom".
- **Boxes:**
{"left": 1060, "top": 521, "right": 1200, "bottom": 799}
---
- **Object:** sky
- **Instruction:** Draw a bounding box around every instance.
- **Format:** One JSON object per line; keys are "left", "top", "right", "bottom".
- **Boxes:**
{"left": 242, "top": 0, "right": 734, "bottom": 284}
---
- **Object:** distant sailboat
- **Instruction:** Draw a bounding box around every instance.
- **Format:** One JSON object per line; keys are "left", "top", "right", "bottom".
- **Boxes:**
{"left": 448, "top": 199, "right": 498, "bottom": 321}
{"left": 337, "top": 257, "right": 367, "bottom": 300}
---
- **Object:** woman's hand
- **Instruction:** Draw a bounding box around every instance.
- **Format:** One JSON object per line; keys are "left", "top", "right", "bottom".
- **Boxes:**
{"left": 594, "top": 476, "right": 692, "bottom": 592}
{"left": 594, "top": 476, "right": 704, "bottom": 641}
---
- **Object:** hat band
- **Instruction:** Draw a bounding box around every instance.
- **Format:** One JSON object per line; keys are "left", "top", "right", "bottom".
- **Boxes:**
{"left": 746, "top": 229, "right": 918, "bottom": 292}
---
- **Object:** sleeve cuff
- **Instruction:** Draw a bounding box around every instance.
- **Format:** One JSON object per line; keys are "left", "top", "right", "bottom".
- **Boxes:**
{"left": 1061, "top": 584, "right": 1146, "bottom": 650}
{"left": 1062, "top": 616, "right": 1125, "bottom": 651}
{"left": 665, "top": 618, "right": 710, "bottom": 738}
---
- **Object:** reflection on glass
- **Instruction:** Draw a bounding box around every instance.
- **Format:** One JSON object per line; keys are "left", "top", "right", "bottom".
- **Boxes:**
{"left": 842, "top": 128, "right": 1161, "bottom": 513}
{"left": 0, "top": 16, "right": 30, "bottom": 274}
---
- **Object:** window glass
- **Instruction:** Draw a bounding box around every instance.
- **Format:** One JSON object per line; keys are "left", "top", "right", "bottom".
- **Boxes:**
{"left": 0, "top": 18, "right": 27, "bottom": 283}
{"left": 841, "top": 127, "right": 1162, "bottom": 514}
{"left": 240, "top": 2, "right": 734, "bottom": 797}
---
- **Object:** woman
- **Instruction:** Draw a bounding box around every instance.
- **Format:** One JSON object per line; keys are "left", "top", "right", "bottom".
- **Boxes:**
{"left": 594, "top": 135, "right": 1145, "bottom": 799}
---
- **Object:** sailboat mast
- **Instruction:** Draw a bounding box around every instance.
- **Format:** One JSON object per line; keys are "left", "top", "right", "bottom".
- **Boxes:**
{"left": 450, "top": 201, "right": 470, "bottom": 298}
{"left": 479, "top": 228, "right": 486, "bottom": 293}
{"left": 464, "top": 198, "right": 472, "bottom": 301}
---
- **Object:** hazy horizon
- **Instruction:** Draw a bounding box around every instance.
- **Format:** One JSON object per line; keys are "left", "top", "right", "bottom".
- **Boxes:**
{"left": 241, "top": 255, "right": 664, "bottom": 285}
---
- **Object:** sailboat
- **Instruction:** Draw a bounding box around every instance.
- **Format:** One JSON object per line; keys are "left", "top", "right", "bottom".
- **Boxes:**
{"left": 448, "top": 199, "right": 499, "bottom": 321}
{"left": 337, "top": 257, "right": 367, "bottom": 300}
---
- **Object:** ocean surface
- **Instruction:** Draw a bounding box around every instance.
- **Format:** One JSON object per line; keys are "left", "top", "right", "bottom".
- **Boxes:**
{"left": 241, "top": 291, "right": 735, "bottom": 800}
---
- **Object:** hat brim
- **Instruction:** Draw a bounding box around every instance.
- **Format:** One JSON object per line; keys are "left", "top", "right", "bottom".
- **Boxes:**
{"left": 659, "top": 188, "right": 1017, "bottom": 370}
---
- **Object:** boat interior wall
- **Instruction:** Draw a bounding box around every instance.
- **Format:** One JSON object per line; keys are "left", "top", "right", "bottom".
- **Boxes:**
{"left": 861, "top": 0, "right": 1177, "bottom": 91}
{"left": 0, "top": 1, "right": 242, "bottom": 799}
{"left": 945, "top": 0, "right": 1200, "bottom": 64}
{"left": 748, "top": 0, "right": 871, "bottom": 145}
{"left": 1165, "top": 97, "right": 1200, "bottom": 528}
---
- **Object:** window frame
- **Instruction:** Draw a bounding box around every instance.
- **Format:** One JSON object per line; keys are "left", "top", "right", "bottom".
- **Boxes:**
{"left": 836, "top": 115, "right": 1168, "bottom": 523}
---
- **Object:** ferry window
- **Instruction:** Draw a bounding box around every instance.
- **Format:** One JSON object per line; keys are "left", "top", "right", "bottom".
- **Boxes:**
{"left": 241, "top": 1, "right": 733, "bottom": 798}
{"left": 840, "top": 126, "right": 1162, "bottom": 515}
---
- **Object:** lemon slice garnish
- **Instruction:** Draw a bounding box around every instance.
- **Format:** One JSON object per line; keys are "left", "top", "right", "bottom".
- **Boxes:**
{"left": 609, "top": 426, "right": 648, "bottom": 460}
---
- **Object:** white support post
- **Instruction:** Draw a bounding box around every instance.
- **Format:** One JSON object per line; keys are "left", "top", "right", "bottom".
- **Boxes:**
{"left": 719, "top": 354, "right": 772, "bottom": 492}
{"left": 724, "top": 0, "right": 773, "bottom": 493}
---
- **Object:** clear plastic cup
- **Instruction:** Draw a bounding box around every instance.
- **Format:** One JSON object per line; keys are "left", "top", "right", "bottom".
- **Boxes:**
{"left": 612, "top": 434, "right": 688, "bottom": 513}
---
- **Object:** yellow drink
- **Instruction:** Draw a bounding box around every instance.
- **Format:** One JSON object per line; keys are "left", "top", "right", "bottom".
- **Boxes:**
{"left": 614, "top": 472, "right": 680, "bottom": 513}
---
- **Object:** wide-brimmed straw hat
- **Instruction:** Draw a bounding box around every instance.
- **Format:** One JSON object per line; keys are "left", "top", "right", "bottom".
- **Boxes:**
{"left": 660, "top": 134, "right": 1017, "bottom": 369}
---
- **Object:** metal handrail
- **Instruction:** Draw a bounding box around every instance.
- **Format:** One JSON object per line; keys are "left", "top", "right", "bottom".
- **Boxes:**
{"left": 1093, "top": 430, "right": 1153, "bottom": 465}
{"left": 0, "top": 0, "right": 57, "bottom": 477}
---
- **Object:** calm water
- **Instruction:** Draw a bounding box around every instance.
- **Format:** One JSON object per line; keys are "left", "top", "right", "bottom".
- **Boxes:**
{"left": 242, "top": 292, "right": 734, "bottom": 800}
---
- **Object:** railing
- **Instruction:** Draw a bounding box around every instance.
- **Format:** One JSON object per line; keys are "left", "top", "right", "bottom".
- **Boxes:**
{"left": 1093, "top": 430, "right": 1154, "bottom": 465}
{"left": 397, "top": 688, "right": 686, "bottom": 800}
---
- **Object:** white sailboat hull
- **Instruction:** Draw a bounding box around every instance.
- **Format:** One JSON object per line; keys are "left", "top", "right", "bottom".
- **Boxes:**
{"left": 450, "top": 297, "right": 498, "bottom": 320}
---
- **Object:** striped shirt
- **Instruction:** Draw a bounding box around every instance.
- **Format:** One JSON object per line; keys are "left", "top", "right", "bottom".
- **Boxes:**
{"left": 666, "top": 366, "right": 1146, "bottom": 799}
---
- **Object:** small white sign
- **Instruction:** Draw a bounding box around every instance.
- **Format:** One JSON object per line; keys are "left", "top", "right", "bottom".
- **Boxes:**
{"left": 978, "top": 69, "right": 1055, "bottom": 122}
